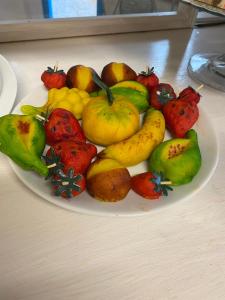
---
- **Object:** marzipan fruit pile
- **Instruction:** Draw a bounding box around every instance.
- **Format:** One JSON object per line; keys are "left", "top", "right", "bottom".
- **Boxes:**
{"left": 0, "top": 62, "right": 202, "bottom": 202}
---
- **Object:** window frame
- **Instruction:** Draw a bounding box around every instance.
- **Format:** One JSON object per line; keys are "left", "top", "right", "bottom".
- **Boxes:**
{"left": 0, "top": 2, "right": 197, "bottom": 43}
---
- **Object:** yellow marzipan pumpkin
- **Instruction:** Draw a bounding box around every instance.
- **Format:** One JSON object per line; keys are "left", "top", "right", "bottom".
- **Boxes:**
{"left": 82, "top": 94, "right": 140, "bottom": 146}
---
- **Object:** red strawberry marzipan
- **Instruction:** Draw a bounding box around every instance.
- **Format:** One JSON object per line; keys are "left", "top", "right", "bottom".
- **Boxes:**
{"left": 178, "top": 86, "right": 201, "bottom": 104}
{"left": 41, "top": 66, "right": 67, "bottom": 90}
{"left": 45, "top": 108, "right": 86, "bottom": 146}
{"left": 137, "top": 66, "right": 159, "bottom": 93}
{"left": 47, "top": 140, "right": 97, "bottom": 175}
{"left": 163, "top": 98, "right": 199, "bottom": 138}
{"left": 51, "top": 168, "right": 86, "bottom": 198}
{"left": 131, "top": 171, "right": 172, "bottom": 200}
{"left": 150, "top": 83, "right": 176, "bottom": 110}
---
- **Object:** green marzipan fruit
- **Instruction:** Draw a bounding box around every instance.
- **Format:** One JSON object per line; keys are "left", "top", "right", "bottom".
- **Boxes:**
{"left": 110, "top": 87, "right": 149, "bottom": 113}
{"left": 0, "top": 114, "right": 48, "bottom": 177}
{"left": 90, "top": 80, "right": 149, "bottom": 113}
{"left": 111, "top": 80, "right": 148, "bottom": 97}
{"left": 148, "top": 129, "right": 201, "bottom": 185}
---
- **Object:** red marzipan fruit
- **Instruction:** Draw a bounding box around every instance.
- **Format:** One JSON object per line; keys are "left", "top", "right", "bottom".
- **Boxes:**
{"left": 45, "top": 108, "right": 86, "bottom": 146}
{"left": 52, "top": 169, "right": 86, "bottom": 198}
{"left": 150, "top": 83, "right": 176, "bottom": 110}
{"left": 47, "top": 140, "right": 97, "bottom": 175}
{"left": 41, "top": 66, "right": 66, "bottom": 90}
{"left": 136, "top": 67, "right": 159, "bottom": 93}
{"left": 131, "top": 172, "right": 162, "bottom": 199}
{"left": 178, "top": 86, "right": 201, "bottom": 104}
{"left": 162, "top": 98, "right": 199, "bottom": 138}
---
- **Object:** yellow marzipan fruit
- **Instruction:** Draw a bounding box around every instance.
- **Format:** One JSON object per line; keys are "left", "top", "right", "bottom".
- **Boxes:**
{"left": 82, "top": 95, "right": 140, "bottom": 146}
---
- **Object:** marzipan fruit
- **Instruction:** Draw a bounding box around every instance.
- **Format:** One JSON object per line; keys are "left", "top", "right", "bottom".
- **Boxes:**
{"left": 111, "top": 81, "right": 149, "bottom": 113}
{"left": 90, "top": 80, "right": 149, "bottom": 113}
{"left": 21, "top": 87, "right": 91, "bottom": 120}
{"left": 86, "top": 158, "right": 131, "bottom": 202}
{"left": 148, "top": 129, "right": 201, "bottom": 185}
{"left": 66, "top": 65, "right": 100, "bottom": 93}
{"left": 0, "top": 114, "right": 48, "bottom": 177}
{"left": 101, "top": 62, "right": 137, "bottom": 86}
{"left": 82, "top": 94, "right": 140, "bottom": 146}
{"left": 82, "top": 72, "right": 140, "bottom": 146}
{"left": 99, "top": 108, "right": 165, "bottom": 166}
{"left": 112, "top": 80, "right": 148, "bottom": 97}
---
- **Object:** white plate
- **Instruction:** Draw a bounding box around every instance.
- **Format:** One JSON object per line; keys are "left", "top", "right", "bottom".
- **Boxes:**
{"left": 10, "top": 86, "right": 219, "bottom": 217}
{"left": 0, "top": 54, "right": 17, "bottom": 117}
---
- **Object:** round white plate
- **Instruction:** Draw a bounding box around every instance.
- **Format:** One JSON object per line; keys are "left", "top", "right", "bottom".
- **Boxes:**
{"left": 0, "top": 54, "right": 17, "bottom": 117}
{"left": 10, "top": 86, "right": 219, "bottom": 217}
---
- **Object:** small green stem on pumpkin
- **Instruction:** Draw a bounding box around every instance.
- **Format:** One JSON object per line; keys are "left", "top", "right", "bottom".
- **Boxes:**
{"left": 92, "top": 71, "right": 114, "bottom": 105}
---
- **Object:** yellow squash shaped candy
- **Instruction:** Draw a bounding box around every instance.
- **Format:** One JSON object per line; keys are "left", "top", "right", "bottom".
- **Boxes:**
{"left": 82, "top": 94, "right": 140, "bottom": 146}
{"left": 82, "top": 73, "right": 140, "bottom": 146}
{"left": 21, "top": 87, "right": 91, "bottom": 120}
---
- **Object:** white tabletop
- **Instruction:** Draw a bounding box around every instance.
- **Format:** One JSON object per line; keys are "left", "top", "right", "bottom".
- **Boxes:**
{"left": 0, "top": 24, "right": 225, "bottom": 300}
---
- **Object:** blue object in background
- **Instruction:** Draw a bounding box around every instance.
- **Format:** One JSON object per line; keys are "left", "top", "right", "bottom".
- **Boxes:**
{"left": 42, "top": 0, "right": 53, "bottom": 18}
{"left": 97, "top": 0, "right": 104, "bottom": 15}
{"left": 42, "top": 0, "right": 102, "bottom": 18}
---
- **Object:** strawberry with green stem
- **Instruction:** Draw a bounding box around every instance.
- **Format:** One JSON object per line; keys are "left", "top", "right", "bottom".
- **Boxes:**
{"left": 51, "top": 168, "right": 86, "bottom": 198}
{"left": 150, "top": 83, "right": 176, "bottom": 110}
{"left": 41, "top": 64, "right": 66, "bottom": 90}
{"left": 131, "top": 171, "right": 173, "bottom": 200}
{"left": 137, "top": 66, "right": 159, "bottom": 93}
{"left": 46, "top": 140, "right": 97, "bottom": 175}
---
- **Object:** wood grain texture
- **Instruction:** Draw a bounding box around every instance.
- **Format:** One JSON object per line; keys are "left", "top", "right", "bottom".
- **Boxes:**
{"left": 0, "top": 25, "right": 225, "bottom": 300}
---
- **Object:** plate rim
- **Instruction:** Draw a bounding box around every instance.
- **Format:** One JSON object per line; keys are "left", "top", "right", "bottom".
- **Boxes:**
{"left": 0, "top": 54, "right": 17, "bottom": 117}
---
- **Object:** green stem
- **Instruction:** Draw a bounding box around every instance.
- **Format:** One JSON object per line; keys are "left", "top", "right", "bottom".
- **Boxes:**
{"left": 92, "top": 71, "right": 114, "bottom": 105}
